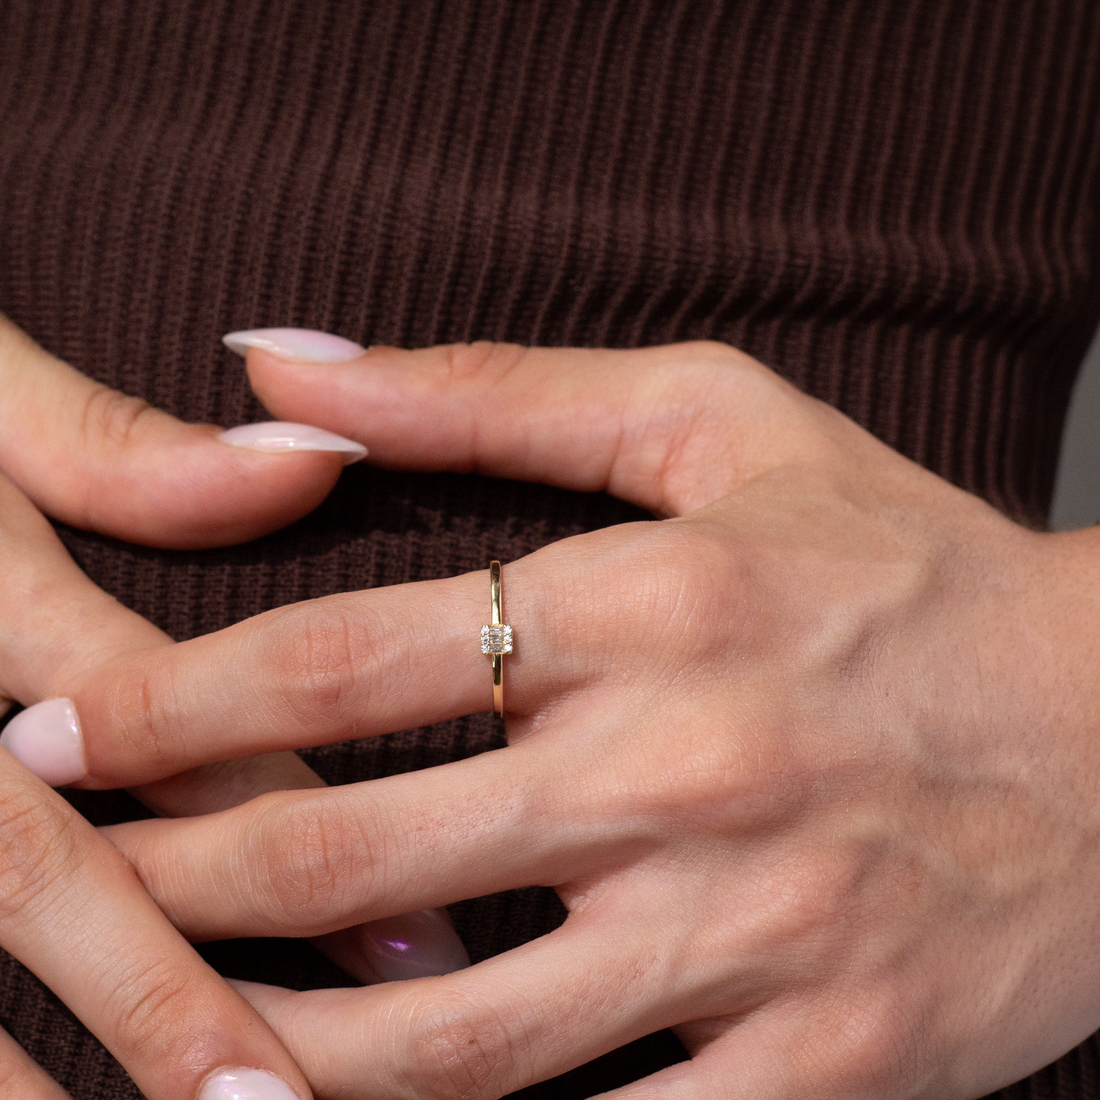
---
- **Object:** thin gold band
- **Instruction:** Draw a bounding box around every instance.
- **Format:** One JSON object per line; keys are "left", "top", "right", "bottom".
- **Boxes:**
{"left": 490, "top": 560, "right": 504, "bottom": 716}
{"left": 480, "top": 562, "right": 513, "bottom": 717}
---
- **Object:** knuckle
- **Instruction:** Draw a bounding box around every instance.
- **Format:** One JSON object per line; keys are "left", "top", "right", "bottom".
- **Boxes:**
{"left": 267, "top": 601, "right": 371, "bottom": 723}
{"left": 733, "top": 844, "right": 874, "bottom": 966}
{"left": 438, "top": 341, "right": 528, "bottom": 389}
{"left": 402, "top": 993, "right": 520, "bottom": 1100}
{"left": 654, "top": 340, "right": 766, "bottom": 405}
{"left": 78, "top": 384, "right": 155, "bottom": 453}
{"left": 670, "top": 338, "right": 742, "bottom": 370}
{"left": 605, "top": 523, "right": 744, "bottom": 663}
{"left": 249, "top": 792, "right": 370, "bottom": 927}
{"left": 673, "top": 338, "right": 784, "bottom": 392}
{"left": 0, "top": 786, "right": 82, "bottom": 922}
{"left": 86, "top": 656, "right": 183, "bottom": 778}
{"left": 815, "top": 990, "right": 934, "bottom": 1097}
{"left": 104, "top": 955, "right": 206, "bottom": 1063}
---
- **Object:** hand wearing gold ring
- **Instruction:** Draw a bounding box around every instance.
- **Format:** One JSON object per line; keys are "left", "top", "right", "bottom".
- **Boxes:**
{"left": 0, "top": 315, "right": 469, "bottom": 1100}
{"left": 27, "top": 338, "right": 1100, "bottom": 1099}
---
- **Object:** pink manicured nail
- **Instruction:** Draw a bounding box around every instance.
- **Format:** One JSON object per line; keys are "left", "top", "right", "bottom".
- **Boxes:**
{"left": 219, "top": 422, "right": 367, "bottom": 464}
{"left": 0, "top": 698, "right": 86, "bottom": 786}
{"left": 358, "top": 909, "right": 471, "bottom": 982}
{"left": 199, "top": 1068, "right": 302, "bottom": 1100}
{"left": 222, "top": 328, "right": 366, "bottom": 362}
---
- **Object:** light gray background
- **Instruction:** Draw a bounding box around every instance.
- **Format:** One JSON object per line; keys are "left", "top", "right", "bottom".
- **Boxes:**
{"left": 1051, "top": 327, "right": 1100, "bottom": 530}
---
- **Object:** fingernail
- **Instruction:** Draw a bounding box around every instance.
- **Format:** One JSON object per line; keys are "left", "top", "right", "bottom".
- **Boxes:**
{"left": 358, "top": 909, "right": 471, "bottom": 982}
{"left": 219, "top": 422, "right": 367, "bottom": 465}
{"left": 222, "top": 328, "right": 366, "bottom": 362}
{"left": 0, "top": 699, "right": 86, "bottom": 787}
{"left": 199, "top": 1068, "right": 302, "bottom": 1100}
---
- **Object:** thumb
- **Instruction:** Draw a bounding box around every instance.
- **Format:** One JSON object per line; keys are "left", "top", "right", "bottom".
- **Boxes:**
{"left": 234, "top": 331, "right": 832, "bottom": 517}
{"left": 0, "top": 316, "right": 366, "bottom": 549}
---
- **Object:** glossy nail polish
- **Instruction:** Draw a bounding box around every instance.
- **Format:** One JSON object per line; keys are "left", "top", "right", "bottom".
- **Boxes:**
{"left": 219, "top": 422, "right": 367, "bottom": 464}
{"left": 222, "top": 328, "right": 366, "bottom": 362}
{"left": 0, "top": 698, "right": 85, "bottom": 786}
{"left": 358, "top": 909, "right": 471, "bottom": 982}
{"left": 199, "top": 1068, "right": 302, "bottom": 1100}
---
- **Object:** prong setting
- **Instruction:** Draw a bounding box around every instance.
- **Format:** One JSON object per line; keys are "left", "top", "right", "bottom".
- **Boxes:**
{"left": 481, "top": 624, "right": 513, "bottom": 655}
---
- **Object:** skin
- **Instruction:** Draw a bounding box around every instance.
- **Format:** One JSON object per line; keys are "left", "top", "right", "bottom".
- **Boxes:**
{"left": 0, "top": 314, "right": 453, "bottom": 1099}
{"left": 63, "top": 338, "right": 1100, "bottom": 1099}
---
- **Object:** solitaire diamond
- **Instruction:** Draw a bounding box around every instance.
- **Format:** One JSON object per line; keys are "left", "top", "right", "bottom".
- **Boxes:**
{"left": 481, "top": 624, "right": 513, "bottom": 655}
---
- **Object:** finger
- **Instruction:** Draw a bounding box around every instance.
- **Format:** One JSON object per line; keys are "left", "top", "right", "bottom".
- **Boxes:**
{"left": 0, "top": 467, "right": 169, "bottom": 704}
{"left": 0, "top": 471, "right": 464, "bottom": 982}
{"left": 228, "top": 914, "right": 696, "bottom": 1100}
{"left": 103, "top": 730, "right": 623, "bottom": 942}
{"left": 0, "top": 468, "right": 324, "bottom": 805}
{"left": 311, "top": 908, "right": 470, "bottom": 985}
{"left": 0, "top": 751, "right": 311, "bottom": 1100}
{"left": 64, "top": 570, "right": 489, "bottom": 787}
{"left": 132, "top": 753, "right": 325, "bottom": 818}
{"left": 64, "top": 518, "right": 661, "bottom": 788}
{"left": 139, "top": 757, "right": 472, "bottom": 986}
{"left": 0, "top": 314, "right": 364, "bottom": 549}
{"left": 0, "top": 470, "right": 467, "bottom": 984}
{"left": 237, "top": 335, "right": 837, "bottom": 517}
{"left": 601, "top": 1009, "right": 906, "bottom": 1100}
{"left": 590, "top": 1033, "right": 780, "bottom": 1100}
{"left": 0, "top": 1023, "right": 72, "bottom": 1099}
{"left": 135, "top": 754, "right": 470, "bottom": 987}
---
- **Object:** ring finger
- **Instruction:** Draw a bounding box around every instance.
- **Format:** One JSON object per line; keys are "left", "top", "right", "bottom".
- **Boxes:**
{"left": 59, "top": 517, "right": 668, "bottom": 789}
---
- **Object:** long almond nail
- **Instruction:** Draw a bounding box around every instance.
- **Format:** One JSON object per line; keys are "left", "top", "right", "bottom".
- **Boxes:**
{"left": 222, "top": 328, "right": 366, "bottom": 362}
{"left": 0, "top": 698, "right": 86, "bottom": 786}
{"left": 199, "top": 1068, "right": 303, "bottom": 1100}
{"left": 358, "top": 909, "right": 471, "bottom": 982}
{"left": 219, "top": 422, "right": 367, "bottom": 464}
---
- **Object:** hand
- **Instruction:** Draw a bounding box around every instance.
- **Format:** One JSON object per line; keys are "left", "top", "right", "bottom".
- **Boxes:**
{"left": 0, "top": 316, "right": 463, "bottom": 1099}
{"left": 70, "top": 338, "right": 1100, "bottom": 1098}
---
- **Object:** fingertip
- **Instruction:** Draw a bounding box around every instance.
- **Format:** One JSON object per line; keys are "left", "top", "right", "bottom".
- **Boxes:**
{"left": 199, "top": 1067, "right": 307, "bottom": 1100}
{"left": 85, "top": 420, "right": 349, "bottom": 549}
{"left": 0, "top": 698, "right": 86, "bottom": 787}
{"left": 223, "top": 328, "right": 366, "bottom": 363}
{"left": 315, "top": 909, "right": 471, "bottom": 985}
{"left": 358, "top": 909, "right": 472, "bottom": 982}
{"left": 219, "top": 421, "right": 367, "bottom": 465}
{"left": 0, "top": 320, "right": 361, "bottom": 548}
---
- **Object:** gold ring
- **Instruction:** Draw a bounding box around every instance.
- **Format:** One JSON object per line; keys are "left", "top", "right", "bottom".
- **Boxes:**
{"left": 480, "top": 560, "right": 512, "bottom": 717}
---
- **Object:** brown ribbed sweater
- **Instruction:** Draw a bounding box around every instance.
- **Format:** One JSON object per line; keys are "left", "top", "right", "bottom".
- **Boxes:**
{"left": 2, "top": 1, "right": 1100, "bottom": 1096}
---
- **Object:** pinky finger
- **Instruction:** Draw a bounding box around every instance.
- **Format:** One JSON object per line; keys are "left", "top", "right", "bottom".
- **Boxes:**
{"left": 0, "top": 1025, "right": 72, "bottom": 1099}
{"left": 596, "top": 1013, "right": 910, "bottom": 1100}
{"left": 591, "top": 1037, "right": 776, "bottom": 1100}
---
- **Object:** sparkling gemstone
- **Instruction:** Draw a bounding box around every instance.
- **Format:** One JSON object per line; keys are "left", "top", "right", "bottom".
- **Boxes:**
{"left": 481, "top": 624, "right": 513, "bottom": 655}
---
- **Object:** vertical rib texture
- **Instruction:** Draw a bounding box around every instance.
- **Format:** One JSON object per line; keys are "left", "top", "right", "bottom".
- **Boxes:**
{"left": 3, "top": 0, "right": 1098, "bottom": 523}
{"left": 2, "top": 1, "right": 1100, "bottom": 1096}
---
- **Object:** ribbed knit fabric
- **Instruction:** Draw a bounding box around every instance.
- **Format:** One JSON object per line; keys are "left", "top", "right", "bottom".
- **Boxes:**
{"left": 2, "top": 1, "right": 1100, "bottom": 1096}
